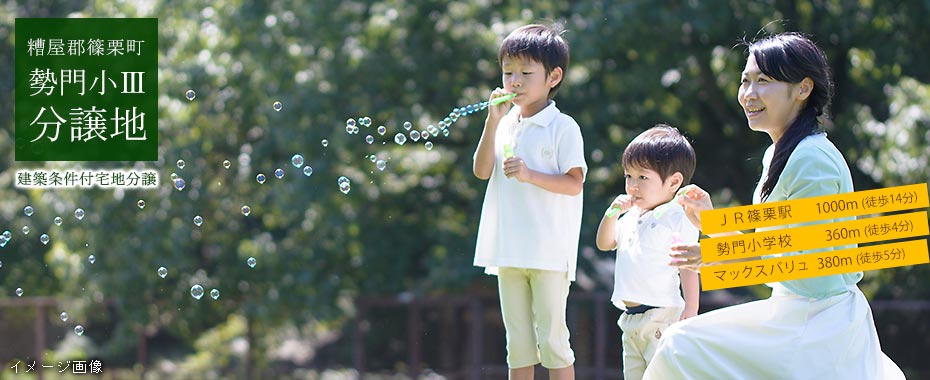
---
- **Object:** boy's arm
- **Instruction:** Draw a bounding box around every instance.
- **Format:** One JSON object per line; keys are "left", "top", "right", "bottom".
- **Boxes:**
{"left": 504, "top": 164, "right": 583, "bottom": 196}
{"left": 679, "top": 267, "right": 700, "bottom": 320}
{"left": 472, "top": 115, "right": 500, "bottom": 180}
{"left": 474, "top": 90, "right": 512, "bottom": 180}
{"left": 596, "top": 213, "right": 618, "bottom": 251}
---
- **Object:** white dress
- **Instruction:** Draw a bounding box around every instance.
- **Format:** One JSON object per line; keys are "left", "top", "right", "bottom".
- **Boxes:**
{"left": 642, "top": 134, "right": 905, "bottom": 380}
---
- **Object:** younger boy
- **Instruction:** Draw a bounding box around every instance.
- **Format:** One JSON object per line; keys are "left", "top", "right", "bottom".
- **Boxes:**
{"left": 473, "top": 23, "right": 586, "bottom": 380}
{"left": 595, "top": 125, "right": 700, "bottom": 380}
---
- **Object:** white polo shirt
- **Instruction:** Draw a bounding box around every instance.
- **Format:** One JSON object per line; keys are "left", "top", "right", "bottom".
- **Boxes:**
{"left": 611, "top": 202, "right": 699, "bottom": 310}
{"left": 474, "top": 101, "right": 587, "bottom": 281}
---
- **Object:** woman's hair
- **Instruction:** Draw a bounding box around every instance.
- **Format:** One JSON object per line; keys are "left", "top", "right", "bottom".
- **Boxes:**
{"left": 743, "top": 32, "right": 834, "bottom": 201}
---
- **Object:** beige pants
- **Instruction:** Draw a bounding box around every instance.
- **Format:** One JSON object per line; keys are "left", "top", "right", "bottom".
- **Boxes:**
{"left": 618, "top": 306, "right": 683, "bottom": 380}
{"left": 497, "top": 267, "right": 575, "bottom": 369}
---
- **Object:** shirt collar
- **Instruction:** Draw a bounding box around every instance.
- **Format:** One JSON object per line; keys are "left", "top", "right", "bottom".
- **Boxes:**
{"left": 517, "top": 100, "right": 559, "bottom": 127}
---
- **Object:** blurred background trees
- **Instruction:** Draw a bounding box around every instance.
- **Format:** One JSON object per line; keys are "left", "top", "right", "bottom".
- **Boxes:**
{"left": 1, "top": 0, "right": 928, "bottom": 378}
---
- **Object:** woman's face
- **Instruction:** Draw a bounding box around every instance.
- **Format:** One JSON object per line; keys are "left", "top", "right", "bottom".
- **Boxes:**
{"left": 738, "top": 54, "right": 807, "bottom": 143}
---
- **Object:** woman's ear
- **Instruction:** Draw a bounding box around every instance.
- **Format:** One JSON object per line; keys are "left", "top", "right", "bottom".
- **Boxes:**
{"left": 797, "top": 77, "right": 814, "bottom": 101}
{"left": 548, "top": 67, "right": 563, "bottom": 88}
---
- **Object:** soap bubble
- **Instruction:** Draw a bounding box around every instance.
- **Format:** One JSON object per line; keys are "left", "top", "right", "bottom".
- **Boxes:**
{"left": 190, "top": 285, "right": 204, "bottom": 300}
{"left": 291, "top": 154, "right": 304, "bottom": 168}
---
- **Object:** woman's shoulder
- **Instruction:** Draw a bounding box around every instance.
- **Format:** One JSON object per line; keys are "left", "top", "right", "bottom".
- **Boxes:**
{"left": 787, "top": 133, "right": 844, "bottom": 165}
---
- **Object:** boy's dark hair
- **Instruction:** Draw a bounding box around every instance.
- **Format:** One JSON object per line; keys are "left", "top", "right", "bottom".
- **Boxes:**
{"left": 498, "top": 23, "right": 570, "bottom": 99}
{"left": 622, "top": 124, "right": 696, "bottom": 185}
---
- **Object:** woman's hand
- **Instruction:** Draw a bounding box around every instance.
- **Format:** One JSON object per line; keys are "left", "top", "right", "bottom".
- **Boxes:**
{"left": 677, "top": 184, "right": 714, "bottom": 230}
{"left": 669, "top": 242, "right": 702, "bottom": 272}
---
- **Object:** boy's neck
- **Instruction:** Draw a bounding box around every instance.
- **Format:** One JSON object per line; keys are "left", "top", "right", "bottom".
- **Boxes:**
{"left": 518, "top": 99, "right": 551, "bottom": 120}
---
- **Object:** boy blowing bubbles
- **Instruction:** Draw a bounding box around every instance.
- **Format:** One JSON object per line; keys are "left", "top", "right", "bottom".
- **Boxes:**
{"left": 595, "top": 125, "right": 700, "bottom": 380}
{"left": 473, "top": 24, "right": 586, "bottom": 380}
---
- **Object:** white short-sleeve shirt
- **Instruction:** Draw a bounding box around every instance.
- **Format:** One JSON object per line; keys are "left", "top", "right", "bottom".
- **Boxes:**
{"left": 611, "top": 202, "right": 699, "bottom": 309}
{"left": 474, "top": 101, "right": 587, "bottom": 280}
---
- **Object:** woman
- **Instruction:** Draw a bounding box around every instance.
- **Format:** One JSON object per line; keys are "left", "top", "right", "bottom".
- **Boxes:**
{"left": 641, "top": 33, "right": 905, "bottom": 380}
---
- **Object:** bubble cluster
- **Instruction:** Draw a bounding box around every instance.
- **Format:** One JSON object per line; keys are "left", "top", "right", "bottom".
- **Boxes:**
{"left": 337, "top": 176, "right": 351, "bottom": 194}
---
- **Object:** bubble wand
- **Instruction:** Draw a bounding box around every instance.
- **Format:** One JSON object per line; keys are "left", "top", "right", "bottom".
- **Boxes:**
{"left": 605, "top": 186, "right": 691, "bottom": 218}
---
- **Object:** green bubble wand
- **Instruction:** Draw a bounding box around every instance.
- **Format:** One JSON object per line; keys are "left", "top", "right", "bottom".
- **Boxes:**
{"left": 605, "top": 186, "right": 691, "bottom": 218}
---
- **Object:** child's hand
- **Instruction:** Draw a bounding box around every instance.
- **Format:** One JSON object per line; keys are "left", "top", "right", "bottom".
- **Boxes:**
{"left": 680, "top": 308, "right": 698, "bottom": 321}
{"left": 606, "top": 194, "right": 634, "bottom": 217}
{"left": 677, "top": 184, "right": 714, "bottom": 230}
{"left": 487, "top": 88, "right": 513, "bottom": 121}
{"left": 503, "top": 156, "right": 532, "bottom": 182}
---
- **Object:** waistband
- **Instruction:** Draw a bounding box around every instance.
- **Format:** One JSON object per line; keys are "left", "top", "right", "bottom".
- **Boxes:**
{"left": 624, "top": 304, "right": 659, "bottom": 315}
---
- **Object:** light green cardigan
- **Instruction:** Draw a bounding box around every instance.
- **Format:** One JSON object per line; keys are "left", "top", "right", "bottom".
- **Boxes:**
{"left": 755, "top": 133, "right": 863, "bottom": 299}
